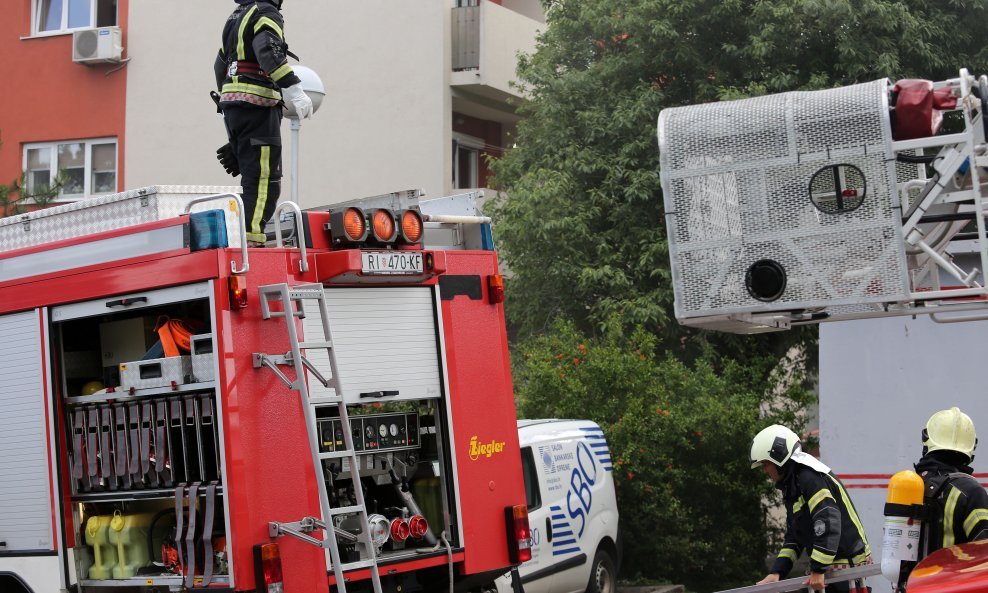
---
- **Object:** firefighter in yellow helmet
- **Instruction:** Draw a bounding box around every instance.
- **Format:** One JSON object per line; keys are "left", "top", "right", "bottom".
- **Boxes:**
{"left": 750, "top": 425, "right": 872, "bottom": 592}
{"left": 914, "top": 407, "right": 988, "bottom": 558}
{"left": 213, "top": 0, "right": 312, "bottom": 246}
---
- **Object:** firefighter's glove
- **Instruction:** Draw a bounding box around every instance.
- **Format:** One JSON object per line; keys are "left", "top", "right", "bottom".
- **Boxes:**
{"left": 216, "top": 143, "right": 240, "bottom": 177}
{"left": 282, "top": 83, "right": 313, "bottom": 119}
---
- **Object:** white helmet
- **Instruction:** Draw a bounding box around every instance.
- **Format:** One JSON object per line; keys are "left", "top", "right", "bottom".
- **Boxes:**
{"left": 750, "top": 424, "right": 801, "bottom": 469}
{"left": 923, "top": 407, "right": 977, "bottom": 461}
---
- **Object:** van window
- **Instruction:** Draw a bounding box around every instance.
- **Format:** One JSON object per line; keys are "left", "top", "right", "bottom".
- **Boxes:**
{"left": 521, "top": 446, "right": 541, "bottom": 511}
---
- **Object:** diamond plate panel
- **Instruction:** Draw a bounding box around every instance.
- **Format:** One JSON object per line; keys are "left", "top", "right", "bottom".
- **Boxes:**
{"left": 658, "top": 80, "right": 909, "bottom": 322}
{"left": 0, "top": 185, "right": 243, "bottom": 253}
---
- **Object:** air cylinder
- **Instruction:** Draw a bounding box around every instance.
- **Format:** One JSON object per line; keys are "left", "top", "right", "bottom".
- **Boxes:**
{"left": 881, "top": 470, "right": 925, "bottom": 590}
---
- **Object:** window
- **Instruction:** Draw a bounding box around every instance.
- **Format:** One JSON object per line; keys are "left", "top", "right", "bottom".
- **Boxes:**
{"left": 520, "top": 447, "right": 542, "bottom": 511}
{"left": 33, "top": 0, "right": 116, "bottom": 35}
{"left": 23, "top": 139, "right": 117, "bottom": 200}
{"left": 452, "top": 133, "right": 483, "bottom": 190}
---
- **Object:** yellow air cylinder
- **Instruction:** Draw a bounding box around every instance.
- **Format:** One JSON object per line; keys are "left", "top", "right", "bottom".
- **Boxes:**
{"left": 108, "top": 511, "right": 154, "bottom": 579}
{"left": 882, "top": 470, "right": 925, "bottom": 587}
{"left": 84, "top": 515, "right": 118, "bottom": 580}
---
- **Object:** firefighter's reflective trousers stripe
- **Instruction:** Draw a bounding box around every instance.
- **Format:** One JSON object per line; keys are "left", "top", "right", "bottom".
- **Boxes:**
{"left": 222, "top": 104, "right": 283, "bottom": 243}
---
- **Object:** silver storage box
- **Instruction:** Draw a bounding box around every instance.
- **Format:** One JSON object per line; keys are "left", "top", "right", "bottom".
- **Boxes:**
{"left": 0, "top": 185, "right": 242, "bottom": 253}
{"left": 119, "top": 356, "right": 192, "bottom": 390}
{"left": 190, "top": 333, "right": 215, "bottom": 383}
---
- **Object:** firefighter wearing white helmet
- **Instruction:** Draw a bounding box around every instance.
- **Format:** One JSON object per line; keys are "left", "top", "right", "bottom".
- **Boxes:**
{"left": 914, "top": 407, "right": 988, "bottom": 558}
{"left": 750, "top": 425, "right": 872, "bottom": 592}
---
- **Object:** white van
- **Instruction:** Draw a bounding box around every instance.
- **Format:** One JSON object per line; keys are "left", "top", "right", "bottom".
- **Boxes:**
{"left": 493, "top": 420, "right": 620, "bottom": 593}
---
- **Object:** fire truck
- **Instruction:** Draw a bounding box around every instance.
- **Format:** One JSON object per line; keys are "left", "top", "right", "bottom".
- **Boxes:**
{"left": 0, "top": 186, "right": 530, "bottom": 593}
{"left": 658, "top": 68, "right": 988, "bottom": 593}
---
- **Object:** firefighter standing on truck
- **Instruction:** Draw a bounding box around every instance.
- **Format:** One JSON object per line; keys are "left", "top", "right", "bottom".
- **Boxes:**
{"left": 750, "top": 425, "right": 872, "bottom": 592}
{"left": 914, "top": 407, "right": 988, "bottom": 557}
{"left": 213, "top": 0, "right": 312, "bottom": 246}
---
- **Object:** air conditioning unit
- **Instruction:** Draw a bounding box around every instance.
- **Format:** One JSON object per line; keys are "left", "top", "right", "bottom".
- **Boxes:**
{"left": 72, "top": 26, "right": 123, "bottom": 65}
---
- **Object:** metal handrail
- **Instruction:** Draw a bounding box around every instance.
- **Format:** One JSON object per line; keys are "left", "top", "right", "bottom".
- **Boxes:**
{"left": 273, "top": 201, "right": 310, "bottom": 273}
{"left": 183, "top": 193, "right": 249, "bottom": 274}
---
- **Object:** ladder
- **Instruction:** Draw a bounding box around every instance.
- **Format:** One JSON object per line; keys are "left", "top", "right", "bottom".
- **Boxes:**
{"left": 253, "top": 283, "right": 384, "bottom": 593}
{"left": 711, "top": 564, "right": 880, "bottom": 593}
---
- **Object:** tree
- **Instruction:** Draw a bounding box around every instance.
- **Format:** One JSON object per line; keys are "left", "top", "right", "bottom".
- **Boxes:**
{"left": 489, "top": 0, "right": 988, "bottom": 370}
{"left": 490, "top": 1, "right": 988, "bottom": 588}
{"left": 513, "top": 320, "right": 814, "bottom": 591}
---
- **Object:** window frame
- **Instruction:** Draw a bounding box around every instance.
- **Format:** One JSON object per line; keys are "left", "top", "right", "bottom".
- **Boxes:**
{"left": 452, "top": 132, "right": 484, "bottom": 190}
{"left": 30, "top": 0, "right": 116, "bottom": 37}
{"left": 520, "top": 446, "right": 542, "bottom": 512}
{"left": 22, "top": 138, "right": 118, "bottom": 201}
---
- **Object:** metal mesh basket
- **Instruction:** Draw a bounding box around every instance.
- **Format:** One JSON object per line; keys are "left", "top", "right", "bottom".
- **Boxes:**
{"left": 658, "top": 80, "right": 910, "bottom": 329}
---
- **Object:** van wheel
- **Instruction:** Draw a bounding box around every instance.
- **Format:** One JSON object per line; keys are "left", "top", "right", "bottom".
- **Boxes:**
{"left": 587, "top": 549, "right": 616, "bottom": 593}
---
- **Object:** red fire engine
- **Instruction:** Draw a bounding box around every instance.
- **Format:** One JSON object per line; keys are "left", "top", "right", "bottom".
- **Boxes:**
{"left": 0, "top": 186, "right": 530, "bottom": 593}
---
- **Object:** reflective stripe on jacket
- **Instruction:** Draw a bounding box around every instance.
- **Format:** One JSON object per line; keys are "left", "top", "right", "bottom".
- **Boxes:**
{"left": 770, "top": 464, "right": 871, "bottom": 577}
{"left": 214, "top": 0, "right": 301, "bottom": 106}
{"left": 917, "top": 455, "right": 988, "bottom": 557}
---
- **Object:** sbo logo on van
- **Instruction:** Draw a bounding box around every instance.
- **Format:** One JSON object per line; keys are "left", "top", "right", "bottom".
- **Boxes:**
{"left": 469, "top": 436, "right": 506, "bottom": 461}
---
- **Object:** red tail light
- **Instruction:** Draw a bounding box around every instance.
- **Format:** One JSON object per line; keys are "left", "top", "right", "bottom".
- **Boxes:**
{"left": 253, "top": 543, "right": 284, "bottom": 593}
{"left": 505, "top": 504, "right": 532, "bottom": 564}
{"left": 229, "top": 275, "right": 248, "bottom": 309}
{"left": 408, "top": 515, "right": 429, "bottom": 539}
{"left": 488, "top": 274, "right": 505, "bottom": 304}
{"left": 390, "top": 518, "right": 410, "bottom": 542}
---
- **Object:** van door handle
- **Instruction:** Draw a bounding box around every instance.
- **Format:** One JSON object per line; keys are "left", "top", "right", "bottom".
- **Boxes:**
{"left": 545, "top": 517, "right": 552, "bottom": 543}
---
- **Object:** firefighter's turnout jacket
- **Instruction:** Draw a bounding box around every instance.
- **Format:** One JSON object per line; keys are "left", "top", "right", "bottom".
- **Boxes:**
{"left": 213, "top": 0, "right": 300, "bottom": 244}
{"left": 213, "top": 0, "right": 301, "bottom": 106}
{"left": 916, "top": 454, "right": 988, "bottom": 556}
{"left": 771, "top": 453, "right": 871, "bottom": 578}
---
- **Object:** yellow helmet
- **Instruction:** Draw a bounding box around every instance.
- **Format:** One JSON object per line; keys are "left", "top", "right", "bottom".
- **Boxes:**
{"left": 750, "top": 424, "right": 801, "bottom": 469}
{"left": 923, "top": 407, "right": 977, "bottom": 461}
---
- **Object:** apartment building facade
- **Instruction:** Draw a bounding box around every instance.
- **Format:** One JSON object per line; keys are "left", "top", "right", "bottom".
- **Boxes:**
{"left": 1, "top": 0, "right": 541, "bottom": 212}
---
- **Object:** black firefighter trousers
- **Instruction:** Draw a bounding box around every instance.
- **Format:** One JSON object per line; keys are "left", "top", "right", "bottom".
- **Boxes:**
{"left": 223, "top": 104, "right": 283, "bottom": 244}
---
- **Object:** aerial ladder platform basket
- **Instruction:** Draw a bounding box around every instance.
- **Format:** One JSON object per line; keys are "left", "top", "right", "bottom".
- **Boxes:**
{"left": 658, "top": 69, "right": 988, "bottom": 333}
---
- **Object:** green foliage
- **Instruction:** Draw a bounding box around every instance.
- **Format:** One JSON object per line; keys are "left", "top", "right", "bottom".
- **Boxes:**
{"left": 489, "top": 0, "right": 988, "bottom": 369}
{"left": 514, "top": 320, "right": 814, "bottom": 591}
{"left": 0, "top": 173, "right": 63, "bottom": 218}
{"left": 491, "top": 1, "right": 988, "bottom": 588}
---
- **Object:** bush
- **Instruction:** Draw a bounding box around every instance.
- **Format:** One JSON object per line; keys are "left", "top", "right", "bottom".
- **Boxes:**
{"left": 513, "top": 320, "right": 813, "bottom": 592}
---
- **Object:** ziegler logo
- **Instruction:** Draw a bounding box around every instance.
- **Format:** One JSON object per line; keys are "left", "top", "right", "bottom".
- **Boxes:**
{"left": 469, "top": 436, "right": 506, "bottom": 461}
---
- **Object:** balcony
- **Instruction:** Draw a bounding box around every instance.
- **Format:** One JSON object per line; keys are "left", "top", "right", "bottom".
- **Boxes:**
{"left": 451, "top": 1, "right": 541, "bottom": 113}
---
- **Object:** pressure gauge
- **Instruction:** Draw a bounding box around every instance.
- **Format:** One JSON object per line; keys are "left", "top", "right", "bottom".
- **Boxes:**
{"left": 379, "top": 423, "right": 388, "bottom": 438}
{"left": 390, "top": 423, "right": 399, "bottom": 437}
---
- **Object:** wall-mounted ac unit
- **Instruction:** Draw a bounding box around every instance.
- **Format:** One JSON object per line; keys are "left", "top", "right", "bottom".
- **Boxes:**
{"left": 72, "top": 26, "right": 123, "bottom": 65}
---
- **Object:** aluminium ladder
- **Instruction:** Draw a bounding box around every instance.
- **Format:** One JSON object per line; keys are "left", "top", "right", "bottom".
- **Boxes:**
{"left": 253, "top": 283, "right": 384, "bottom": 593}
{"left": 711, "top": 564, "right": 881, "bottom": 593}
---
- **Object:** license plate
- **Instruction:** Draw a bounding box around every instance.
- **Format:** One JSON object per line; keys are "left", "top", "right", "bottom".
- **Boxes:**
{"left": 361, "top": 251, "right": 424, "bottom": 275}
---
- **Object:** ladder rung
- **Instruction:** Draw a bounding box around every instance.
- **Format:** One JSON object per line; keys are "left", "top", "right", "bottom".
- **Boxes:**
{"left": 339, "top": 559, "right": 379, "bottom": 571}
{"left": 300, "top": 341, "right": 334, "bottom": 350}
{"left": 318, "top": 450, "right": 353, "bottom": 460}
{"left": 329, "top": 505, "right": 365, "bottom": 516}
{"left": 265, "top": 310, "right": 305, "bottom": 319}
{"left": 287, "top": 289, "right": 325, "bottom": 300}
{"left": 308, "top": 396, "right": 342, "bottom": 407}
